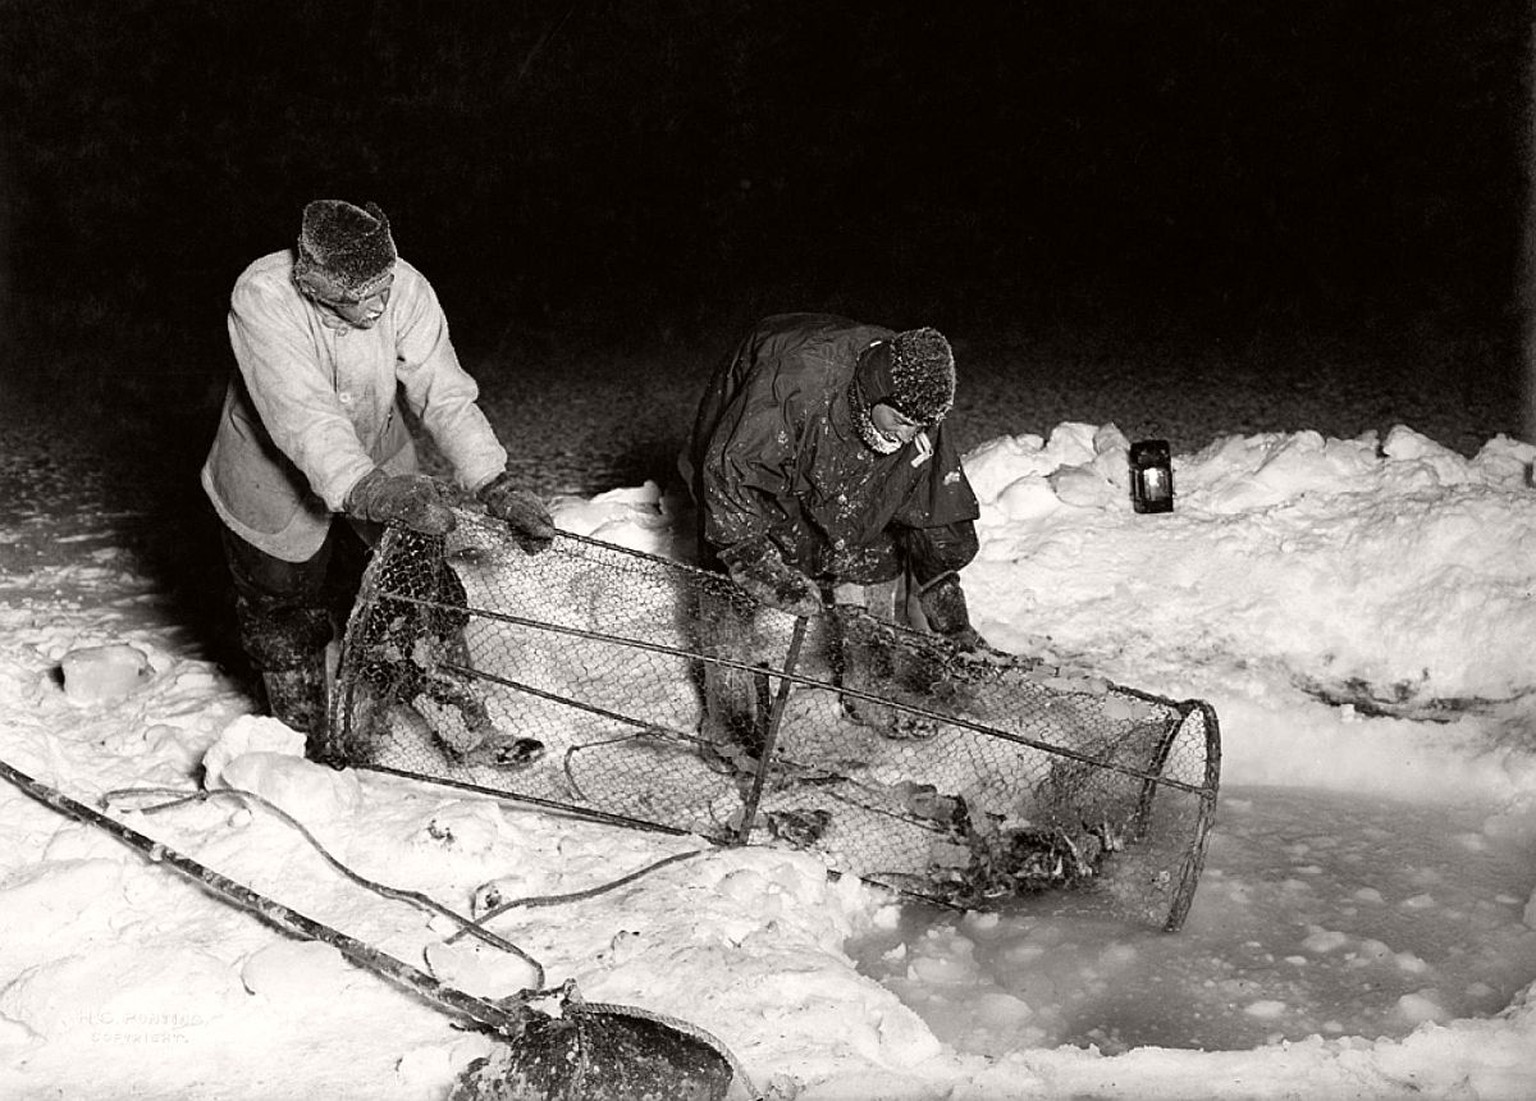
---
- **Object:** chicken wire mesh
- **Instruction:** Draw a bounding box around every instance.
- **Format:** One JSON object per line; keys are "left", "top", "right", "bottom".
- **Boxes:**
{"left": 329, "top": 512, "right": 1221, "bottom": 931}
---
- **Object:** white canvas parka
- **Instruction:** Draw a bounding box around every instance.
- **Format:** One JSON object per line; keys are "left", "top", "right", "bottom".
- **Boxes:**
{"left": 202, "top": 251, "right": 507, "bottom": 561}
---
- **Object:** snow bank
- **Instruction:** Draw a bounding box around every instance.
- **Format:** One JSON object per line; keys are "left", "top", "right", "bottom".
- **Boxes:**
{"left": 1, "top": 422, "right": 1534, "bottom": 1100}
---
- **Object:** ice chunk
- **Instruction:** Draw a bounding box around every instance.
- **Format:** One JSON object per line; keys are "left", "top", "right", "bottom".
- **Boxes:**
{"left": 909, "top": 956, "right": 974, "bottom": 984}
{"left": 1243, "top": 999, "right": 1288, "bottom": 1019}
{"left": 1393, "top": 988, "right": 1451, "bottom": 1025}
{"left": 214, "top": 751, "right": 363, "bottom": 824}
{"left": 201, "top": 714, "right": 304, "bottom": 787}
{"left": 997, "top": 474, "right": 1060, "bottom": 520}
{"left": 1353, "top": 938, "right": 1395, "bottom": 965}
{"left": 203, "top": 715, "right": 361, "bottom": 822}
{"left": 1049, "top": 466, "right": 1117, "bottom": 509}
{"left": 972, "top": 991, "right": 1034, "bottom": 1028}
{"left": 1301, "top": 928, "right": 1349, "bottom": 953}
{"left": 422, "top": 938, "right": 540, "bottom": 1000}
{"left": 59, "top": 642, "right": 152, "bottom": 703}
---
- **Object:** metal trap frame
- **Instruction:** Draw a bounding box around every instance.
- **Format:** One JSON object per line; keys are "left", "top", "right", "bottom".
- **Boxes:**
{"left": 330, "top": 513, "right": 1221, "bottom": 931}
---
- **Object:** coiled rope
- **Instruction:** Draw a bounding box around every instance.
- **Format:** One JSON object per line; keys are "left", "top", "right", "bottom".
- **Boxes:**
{"left": 102, "top": 783, "right": 760, "bottom": 1099}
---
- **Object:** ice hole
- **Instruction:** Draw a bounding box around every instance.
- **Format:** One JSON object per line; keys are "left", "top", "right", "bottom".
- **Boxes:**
{"left": 850, "top": 785, "right": 1536, "bottom": 1054}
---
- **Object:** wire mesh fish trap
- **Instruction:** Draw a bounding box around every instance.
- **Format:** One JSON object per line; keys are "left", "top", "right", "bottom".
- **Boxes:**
{"left": 330, "top": 512, "right": 1221, "bottom": 931}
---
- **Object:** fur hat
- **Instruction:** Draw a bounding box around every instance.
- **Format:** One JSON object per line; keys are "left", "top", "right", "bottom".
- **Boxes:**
{"left": 293, "top": 200, "right": 397, "bottom": 300}
{"left": 854, "top": 327, "right": 956, "bottom": 426}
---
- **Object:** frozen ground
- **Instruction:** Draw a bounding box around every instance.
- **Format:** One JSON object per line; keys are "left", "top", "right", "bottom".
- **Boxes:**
{"left": 1, "top": 326, "right": 1535, "bottom": 1099}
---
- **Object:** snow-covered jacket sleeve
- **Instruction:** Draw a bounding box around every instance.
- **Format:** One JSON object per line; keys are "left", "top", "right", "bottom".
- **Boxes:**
{"left": 696, "top": 362, "right": 816, "bottom": 553}
{"left": 390, "top": 268, "right": 507, "bottom": 493}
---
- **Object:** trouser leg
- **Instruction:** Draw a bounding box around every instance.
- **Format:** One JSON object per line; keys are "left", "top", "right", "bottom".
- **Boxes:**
{"left": 830, "top": 579, "right": 903, "bottom": 730}
{"left": 697, "top": 586, "right": 767, "bottom": 766}
{"left": 221, "top": 524, "right": 360, "bottom": 761}
{"left": 259, "top": 655, "right": 330, "bottom": 758}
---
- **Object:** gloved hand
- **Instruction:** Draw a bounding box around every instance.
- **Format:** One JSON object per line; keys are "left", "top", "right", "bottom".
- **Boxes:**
{"left": 476, "top": 471, "right": 556, "bottom": 554}
{"left": 719, "top": 535, "right": 822, "bottom": 618}
{"left": 344, "top": 468, "right": 457, "bottom": 536}
{"left": 918, "top": 571, "right": 997, "bottom": 656}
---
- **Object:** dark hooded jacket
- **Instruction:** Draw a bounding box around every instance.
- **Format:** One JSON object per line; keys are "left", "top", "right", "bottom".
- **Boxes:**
{"left": 685, "top": 313, "right": 980, "bottom": 587}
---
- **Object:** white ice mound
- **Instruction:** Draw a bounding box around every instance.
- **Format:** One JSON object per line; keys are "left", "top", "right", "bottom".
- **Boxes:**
{"left": 201, "top": 715, "right": 362, "bottom": 822}
{"left": 59, "top": 642, "right": 153, "bottom": 703}
{"left": 549, "top": 480, "right": 682, "bottom": 555}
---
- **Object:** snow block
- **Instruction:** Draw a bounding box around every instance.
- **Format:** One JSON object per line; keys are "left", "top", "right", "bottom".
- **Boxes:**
{"left": 202, "top": 715, "right": 362, "bottom": 822}
{"left": 201, "top": 715, "right": 305, "bottom": 787}
{"left": 59, "top": 643, "right": 152, "bottom": 704}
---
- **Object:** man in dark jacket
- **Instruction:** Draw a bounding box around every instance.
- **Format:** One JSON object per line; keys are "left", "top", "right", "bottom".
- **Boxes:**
{"left": 203, "top": 199, "right": 555, "bottom": 762}
{"left": 684, "top": 312, "right": 990, "bottom": 759}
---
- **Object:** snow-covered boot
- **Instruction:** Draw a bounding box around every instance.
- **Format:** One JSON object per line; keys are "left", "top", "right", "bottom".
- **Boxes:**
{"left": 411, "top": 640, "right": 546, "bottom": 770}
{"left": 414, "top": 681, "right": 542, "bottom": 769}
{"left": 832, "top": 585, "right": 943, "bottom": 738}
{"left": 695, "top": 587, "right": 767, "bottom": 774}
{"left": 413, "top": 677, "right": 495, "bottom": 759}
{"left": 262, "top": 653, "right": 333, "bottom": 764}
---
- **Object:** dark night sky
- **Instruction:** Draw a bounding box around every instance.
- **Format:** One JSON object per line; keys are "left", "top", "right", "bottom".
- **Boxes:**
{"left": 0, "top": 0, "right": 1529, "bottom": 408}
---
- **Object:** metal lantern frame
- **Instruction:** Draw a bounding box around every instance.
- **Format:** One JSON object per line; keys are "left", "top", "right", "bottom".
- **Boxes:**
{"left": 1130, "top": 438, "right": 1175, "bottom": 514}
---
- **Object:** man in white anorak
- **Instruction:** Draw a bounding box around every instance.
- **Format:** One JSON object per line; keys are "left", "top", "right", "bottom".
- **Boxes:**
{"left": 202, "top": 199, "right": 553, "bottom": 762}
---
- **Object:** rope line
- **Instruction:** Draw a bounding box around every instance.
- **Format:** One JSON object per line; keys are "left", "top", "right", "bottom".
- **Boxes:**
{"left": 102, "top": 785, "right": 546, "bottom": 985}
{"left": 101, "top": 783, "right": 759, "bottom": 1095}
{"left": 452, "top": 849, "right": 709, "bottom": 939}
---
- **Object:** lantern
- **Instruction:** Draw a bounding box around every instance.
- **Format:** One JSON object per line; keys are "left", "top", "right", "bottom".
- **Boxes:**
{"left": 1129, "top": 439, "right": 1174, "bottom": 513}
